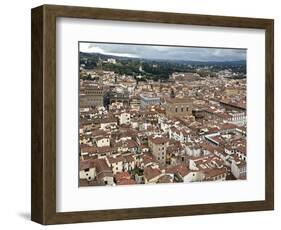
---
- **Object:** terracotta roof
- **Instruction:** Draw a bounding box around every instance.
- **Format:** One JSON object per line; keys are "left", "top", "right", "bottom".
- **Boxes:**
{"left": 96, "top": 171, "right": 114, "bottom": 181}
{"left": 80, "top": 159, "right": 95, "bottom": 170}
{"left": 166, "top": 164, "right": 189, "bottom": 177}
{"left": 220, "top": 100, "right": 246, "bottom": 110}
{"left": 94, "top": 158, "right": 111, "bottom": 173}
{"left": 220, "top": 123, "right": 237, "bottom": 130}
{"left": 157, "top": 174, "right": 173, "bottom": 183}
{"left": 210, "top": 136, "right": 225, "bottom": 145}
{"left": 141, "top": 154, "right": 156, "bottom": 165}
{"left": 80, "top": 146, "right": 97, "bottom": 153}
{"left": 216, "top": 113, "right": 231, "bottom": 119}
{"left": 123, "top": 154, "right": 135, "bottom": 163}
{"left": 117, "top": 178, "right": 136, "bottom": 185}
{"left": 144, "top": 166, "right": 162, "bottom": 181}
{"left": 115, "top": 171, "right": 131, "bottom": 182}
{"left": 165, "top": 98, "right": 190, "bottom": 104}
{"left": 103, "top": 146, "right": 116, "bottom": 151}
{"left": 204, "top": 167, "right": 227, "bottom": 178}
{"left": 99, "top": 118, "right": 118, "bottom": 124}
{"left": 91, "top": 129, "right": 108, "bottom": 136}
{"left": 206, "top": 127, "right": 220, "bottom": 133}
{"left": 200, "top": 143, "right": 217, "bottom": 153}
{"left": 140, "top": 144, "right": 149, "bottom": 149}
{"left": 126, "top": 140, "right": 138, "bottom": 148}
{"left": 107, "top": 155, "right": 125, "bottom": 164}
{"left": 205, "top": 108, "right": 218, "bottom": 113}
{"left": 148, "top": 136, "right": 169, "bottom": 145}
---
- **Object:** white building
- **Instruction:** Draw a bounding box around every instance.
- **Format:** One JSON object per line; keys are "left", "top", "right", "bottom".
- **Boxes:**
{"left": 235, "top": 146, "right": 247, "bottom": 162}
{"left": 169, "top": 127, "right": 191, "bottom": 143}
{"left": 100, "top": 119, "right": 118, "bottom": 131}
{"left": 185, "top": 144, "right": 201, "bottom": 157}
{"left": 123, "top": 154, "right": 136, "bottom": 172}
{"left": 118, "top": 112, "right": 131, "bottom": 125}
{"left": 106, "top": 156, "right": 124, "bottom": 175}
{"left": 140, "top": 94, "right": 160, "bottom": 108}
{"left": 231, "top": 159, "right": 246, "bottom": 179}
{"left": 96, "top": 137, "right": 110, "bottom": 147}
{"left": 183, "top": 171, "right": 205, "bottom": 182}
{"left": 79, "top": 160, "right": 96, "bottom": 181}
{"left": 228, "top": 111, "right": 246, "bottom": 126}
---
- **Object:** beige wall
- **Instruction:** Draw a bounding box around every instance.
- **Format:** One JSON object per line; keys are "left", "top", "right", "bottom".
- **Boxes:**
{"left": 165, "top": 101, "right": 193, "bottom": 117}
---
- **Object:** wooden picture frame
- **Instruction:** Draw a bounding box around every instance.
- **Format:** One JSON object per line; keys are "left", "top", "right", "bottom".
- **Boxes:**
{"left": 31, "top": 4, "right": 274, "bottom": 225}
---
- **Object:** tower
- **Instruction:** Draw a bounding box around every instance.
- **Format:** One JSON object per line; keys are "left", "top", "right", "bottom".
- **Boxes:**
{"left": 170, "top": 88, "right": 175, "bottom": 98}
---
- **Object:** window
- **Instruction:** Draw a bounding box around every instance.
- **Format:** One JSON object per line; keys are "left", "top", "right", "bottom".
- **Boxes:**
{"left": 84, "top": 168, "right": 89, "bottom": 172}
{"left": 175, "top": 107, "right": 178, "bottom": 112}
{"left": 186, "top": 107, "right": 189, "bottom": 111}
{"left": 181, "top": 107, "right": 184, "bottom": 112}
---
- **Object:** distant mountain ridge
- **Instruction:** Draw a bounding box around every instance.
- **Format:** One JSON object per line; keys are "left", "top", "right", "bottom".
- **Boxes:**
{"left": 80, "top": 51, "right": 246, "bottom": 65}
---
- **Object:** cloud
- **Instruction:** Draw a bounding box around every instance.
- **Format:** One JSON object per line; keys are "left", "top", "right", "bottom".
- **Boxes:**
{"left": 79, "top": 43, "right": 138, "bottom": 58}
{"left": 79, "top": 42, "right": 246, "bottom": 62}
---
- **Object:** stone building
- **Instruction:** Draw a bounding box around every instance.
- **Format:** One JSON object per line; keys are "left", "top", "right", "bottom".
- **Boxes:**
{"left": 148, "top": 135, "right": 169, "bottom": 165}
{"left": 164, "top": 98, "right": 193, "bottom": 118}
{"left": 80, "top": 85, "right": 105, "bottom": 107}
{"left": 140, "top": 94, "right": 161, "bottom": 108}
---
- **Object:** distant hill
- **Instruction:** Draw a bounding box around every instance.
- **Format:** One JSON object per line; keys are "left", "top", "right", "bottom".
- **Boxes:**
{"left": 80, "top": 52, "right": 246, "bottom": 66}
{"left": 80, "top": 51, "right": 246, "bottom": 80}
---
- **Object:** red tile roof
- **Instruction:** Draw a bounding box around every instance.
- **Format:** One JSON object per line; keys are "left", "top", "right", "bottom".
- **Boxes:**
{"left": 166, "top": 164, "right": 189, "bottom": 177}
{"left": 144, "top": 166, "right": 162, "bottom": 181}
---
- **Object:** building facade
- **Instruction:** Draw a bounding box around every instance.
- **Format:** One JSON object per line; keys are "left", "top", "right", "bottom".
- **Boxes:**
{"left": 148, "top": 136, "right": 169, "bottom": 165}
{"left": 140, "top": 94, "right": 161, "bottom": 108}
{"left": 165, "top": 98, "right": 193, "bottom": 118}
{"left": 80, "top": 85, "right": 105, "bottom": 107}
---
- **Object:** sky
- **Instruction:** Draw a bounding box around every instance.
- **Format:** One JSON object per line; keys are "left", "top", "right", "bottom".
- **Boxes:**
{"left": 79, "top": 42, "right": 246, "bottom": 62}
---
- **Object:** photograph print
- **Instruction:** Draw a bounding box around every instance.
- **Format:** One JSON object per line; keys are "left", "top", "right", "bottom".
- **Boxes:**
{"left": 79, "top": 42, "right": 247, "bottom": 187}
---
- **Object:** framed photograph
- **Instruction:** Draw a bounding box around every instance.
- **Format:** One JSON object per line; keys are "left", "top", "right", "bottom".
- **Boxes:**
{"left": 31, "top": 4, "right": 274, "bottom": 225}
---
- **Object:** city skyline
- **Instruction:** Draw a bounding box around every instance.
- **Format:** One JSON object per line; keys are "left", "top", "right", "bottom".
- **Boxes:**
{"left": 79, "top": 43, "right": 247, "bottom": 187}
